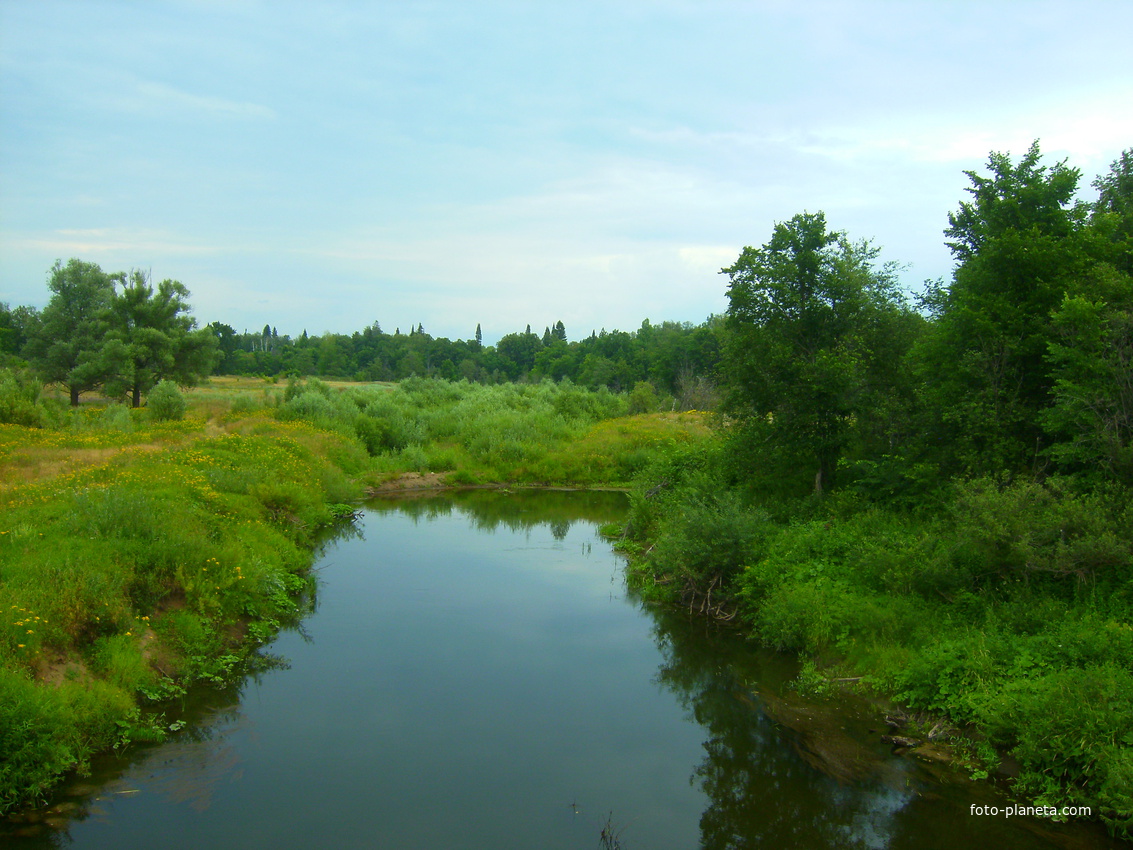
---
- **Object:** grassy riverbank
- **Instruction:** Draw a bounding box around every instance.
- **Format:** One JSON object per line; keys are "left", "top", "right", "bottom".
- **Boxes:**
{"left": 618, "top": 439, "right": 1133, "bottom": 838}
{"left": 0, "top": 409, "right": 367, "bottom": 812}
{"left": 0, "top": 374, "right": 707, "bottom": 813}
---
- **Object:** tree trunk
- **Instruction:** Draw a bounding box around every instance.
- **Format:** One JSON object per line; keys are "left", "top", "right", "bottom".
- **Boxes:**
{"left": 132, "top": 385, "right": 142, "bottom": 408}
{"left": 70, "top": 385, "right": 80, "bottom": 407}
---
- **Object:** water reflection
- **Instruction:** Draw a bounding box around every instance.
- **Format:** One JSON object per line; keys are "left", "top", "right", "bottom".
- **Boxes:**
{"left": 366, "top": 487, "right": 627, "bottom": 537}
{"left": 641, "top": 603, "right": 1120, "bottom": 850}
{"left": 3, "top": 680, "right": 248, "bottom": 848}
{"left": 645, "top": 606, "right": 915, "bottom": 848}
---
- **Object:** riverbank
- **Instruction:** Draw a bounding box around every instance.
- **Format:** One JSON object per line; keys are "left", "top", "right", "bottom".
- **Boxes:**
{"left": 614, "top": 441, "right": 1133, "bottom": 839}
{"left": 0, "top": 411, "right": 369, "bottom": 813}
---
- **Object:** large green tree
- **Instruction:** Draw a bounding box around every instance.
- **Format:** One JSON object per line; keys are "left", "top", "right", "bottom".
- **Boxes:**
{"left": 1039, "top": 149, "right": 1133, "bottom": 483}
{"left": 101, "top": 270, "right": 218, "bottom": 407}
{"left": 24, "top": 259, "right": 118, "bottom": 405}
{"left": 918, "top": 141, "right": 1096, "bottom": 474}
{"left": 720, "top": 211, "right": 909, "bottom": 495}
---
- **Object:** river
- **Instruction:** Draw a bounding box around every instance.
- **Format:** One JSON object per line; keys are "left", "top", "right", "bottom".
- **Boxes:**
{"left": 2, "top": 490, "right": 1121, "bottom": 848}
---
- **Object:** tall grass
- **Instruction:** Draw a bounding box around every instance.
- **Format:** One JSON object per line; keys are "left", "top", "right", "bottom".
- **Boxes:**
{"left": 272, "top": 376, "right": 707, "bottom": 485}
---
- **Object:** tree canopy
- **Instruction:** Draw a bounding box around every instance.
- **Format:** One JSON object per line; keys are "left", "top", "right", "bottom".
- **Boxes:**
{"left": 21, "top": 260, "right": 217, "bottom": 406}
{"left": 720, "top": 211, "right": 912, "bottom": 495}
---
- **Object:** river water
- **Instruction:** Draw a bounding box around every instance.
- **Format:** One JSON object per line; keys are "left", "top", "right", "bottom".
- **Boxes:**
{"left": 3, "top": 490, "right": 1122, "bottom": 848}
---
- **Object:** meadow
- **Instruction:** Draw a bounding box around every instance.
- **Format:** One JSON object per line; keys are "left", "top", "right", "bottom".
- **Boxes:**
{"left": 0, "top": 372, "right": 708, "bottom": 813}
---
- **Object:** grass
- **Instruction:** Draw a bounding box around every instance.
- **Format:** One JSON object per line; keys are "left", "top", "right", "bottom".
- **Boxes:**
{"left": 0, "top": 397, "right": 369, "bottom": 811}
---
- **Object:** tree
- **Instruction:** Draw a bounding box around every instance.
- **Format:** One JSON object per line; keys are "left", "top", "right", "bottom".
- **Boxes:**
{"left": 24, "top": 259, "right": 118, "bottom": 405}
{"left": 720, "top": 211, "right": 906, "bottom": 495}
{"left": 207, "top": 322, "right": 239, "bottom": 374}
{"left": 1092, "top": 148, "right": 1133, "bottom": 273}
{"left": 1039, "top": 151, "right": 1133, "bottom": 483}
{"left": 1041, "top": 269, "right": 1133, "bottom": 483}
{"left": 0, "top": 303, "right": 39, "bottom": 363}
{"left": 920, "top": 141, "right": 1094, "bottom": 473}
{"left": 101, "top": 270, "right": 218, "bottom": 407}
{"left": 496, "top": 328, "right": 543, "bottom": 379}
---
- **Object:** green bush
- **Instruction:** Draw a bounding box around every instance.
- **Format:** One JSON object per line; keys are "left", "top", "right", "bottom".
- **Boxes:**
{"left": 0, "top": 368, "right": 47, "bottom": 427}
{"left": 147, "top": 380, "right": 187, "bottom": 422}
{"left": 627, "top": 380, "right": 660, "bottom": 414}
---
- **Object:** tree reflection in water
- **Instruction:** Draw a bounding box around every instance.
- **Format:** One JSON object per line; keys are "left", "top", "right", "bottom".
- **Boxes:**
{"left": 646, "top": 605, "right": 915, "bottom": 850}
{"left": 366, "top": 488, "right": 627, "bottom": 538}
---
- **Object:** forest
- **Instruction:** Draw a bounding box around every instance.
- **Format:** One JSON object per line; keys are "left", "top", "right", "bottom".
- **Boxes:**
{"left": 1, "top": 141, "right": 1131, "bottom": 836}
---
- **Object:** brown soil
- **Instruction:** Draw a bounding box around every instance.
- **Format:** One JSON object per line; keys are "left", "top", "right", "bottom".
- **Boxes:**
{"left": 366, "top": 472, "right": 452, "bottom": 494}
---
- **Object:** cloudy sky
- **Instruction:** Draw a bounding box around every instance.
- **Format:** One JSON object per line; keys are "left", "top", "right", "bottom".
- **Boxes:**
{"left": 2, "top": 1, "right": 1131, "bottom": 344}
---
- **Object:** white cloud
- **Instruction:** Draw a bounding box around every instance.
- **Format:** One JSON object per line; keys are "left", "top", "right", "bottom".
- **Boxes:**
{"left": 12, "top": 228, "right": 238, "bottom": 259}
{"left": 132, "top": 81, "right": 277, "bottom": 120}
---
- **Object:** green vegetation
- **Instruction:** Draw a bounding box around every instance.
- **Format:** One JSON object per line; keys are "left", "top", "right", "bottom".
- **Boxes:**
{"left": 11, "top": 260, "right": 217, "bottom": 407}
{"left": 0, "top": 402, "right": 368, "bottom": 812}
{"left": 0, "top": 372, "right": 705, "bottom": 813}
{"left": 618, "top": 143, "right": 1133, "bottom": 837}
{"left": 245, "top": 374, "right": 708, "bottom": 487}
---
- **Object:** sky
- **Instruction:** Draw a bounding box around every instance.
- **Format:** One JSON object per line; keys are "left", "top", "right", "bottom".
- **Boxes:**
{"left": 2, "top": 1, "right": 1131, "bottom": 345}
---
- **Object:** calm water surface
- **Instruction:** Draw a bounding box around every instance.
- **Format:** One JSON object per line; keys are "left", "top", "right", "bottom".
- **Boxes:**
{"left": 4, "top": 490, "right": 1122, "bottom": 849}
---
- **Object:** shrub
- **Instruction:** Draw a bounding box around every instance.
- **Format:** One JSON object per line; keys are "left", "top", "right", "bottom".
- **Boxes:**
{"left": 147, "top": 380, "right": 187, "bottom": 422}
{"left": 627, "top": 381, "right": 660, "bottom": 414}
{"left": 0, "top": 368, "right": 46, "bottom": 427}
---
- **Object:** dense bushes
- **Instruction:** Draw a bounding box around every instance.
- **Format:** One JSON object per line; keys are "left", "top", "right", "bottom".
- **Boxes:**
{"left": 274, "top": 376, "right": 647, "bottom": 483}
{"left": 622, "top": 452, "right": 1133, "bottom": 834}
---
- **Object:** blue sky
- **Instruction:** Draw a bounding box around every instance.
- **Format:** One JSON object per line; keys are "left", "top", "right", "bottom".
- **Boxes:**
{"left": 2, "top": 1, "right": 1131, "bottom": 344}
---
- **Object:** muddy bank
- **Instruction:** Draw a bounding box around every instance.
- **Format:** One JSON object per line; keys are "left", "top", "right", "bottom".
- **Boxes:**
{"left": 365, "top": 472, "right": 629, "bottom": 495}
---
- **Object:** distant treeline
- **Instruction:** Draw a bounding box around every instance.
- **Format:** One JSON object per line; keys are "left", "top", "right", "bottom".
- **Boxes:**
{"left": 0, "top": 299, "right": 721, "bottom": 408}
{"left": 204, "top": 317, "right": 722, "bottom": 402}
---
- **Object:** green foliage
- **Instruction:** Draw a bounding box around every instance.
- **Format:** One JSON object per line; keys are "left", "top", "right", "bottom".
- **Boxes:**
{"left": 146, "top": 379, "right": 188, "bottom": 422}
{"left": 1042, "top": 268, "right": 1133, "bottom": 483}
{"left": 918, "top": 141, "right": 1099, "bottom": 475}
{"left": 0, "top": 415, "right": 365, "bottom": 812}
{"left": 627, "top": 380, "right": 661, "bottom": 414}
{"left": 943, "top": 478, "right": 1132, "bottom": 590}
{"left": 623, "top": 452, "right": 1132, "bottom": 832}
{"left": 19, "top": 260, "right": 217, "bottom": 407}
{"left": 23, "top": 259, "right": 117, "bottom": 405}
{"left": 0, "top": 368, "right": 53, "bottom": 427}
{"left": 720, "top": 211, "right": 916, "bottom": 496}
{"left": 101, "top": 270, "right": 219, "bottom": 408}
